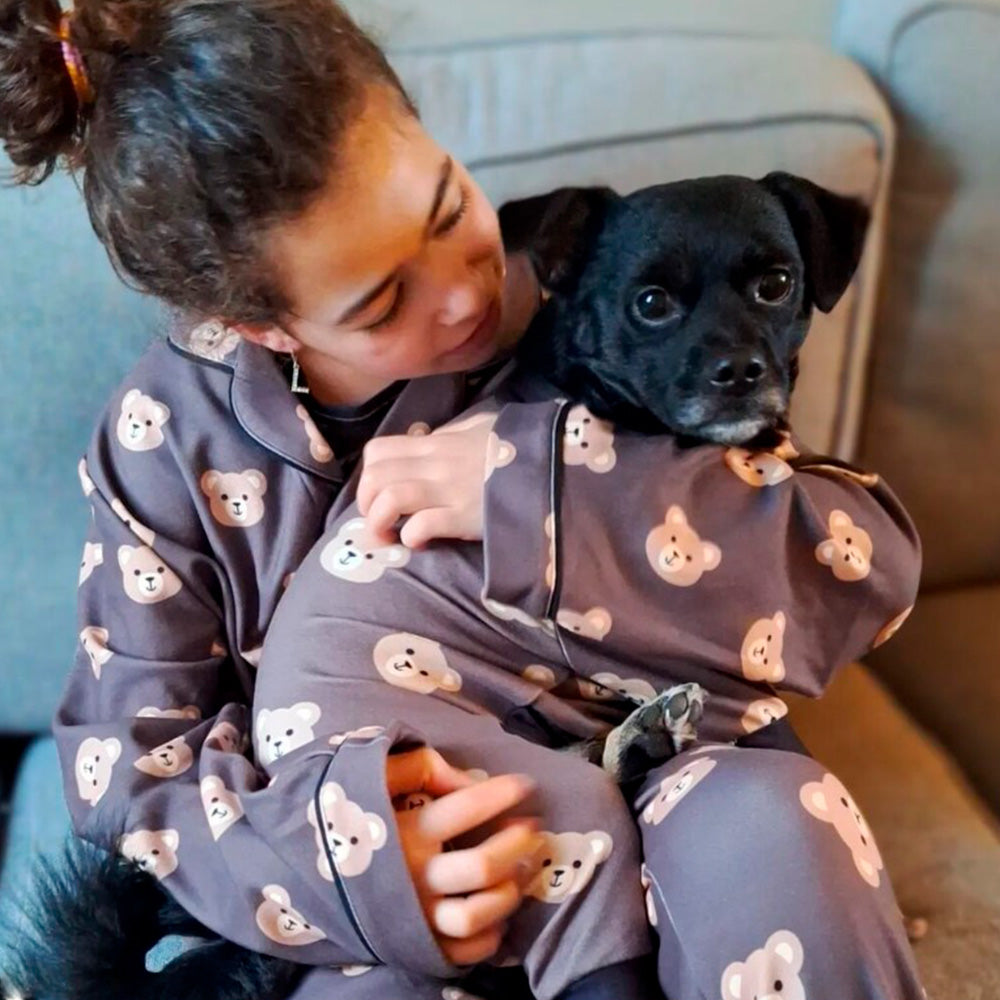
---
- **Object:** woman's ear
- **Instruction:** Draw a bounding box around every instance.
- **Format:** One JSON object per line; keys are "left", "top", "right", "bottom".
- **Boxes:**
{"left": 498, "top": 186, "right": 618, "bottom": 295}
{"left": 758, "top": 172, "right": 871, "bottom": 313}
{"left": 228, "top": 322, "right": 300, "bottom": 354}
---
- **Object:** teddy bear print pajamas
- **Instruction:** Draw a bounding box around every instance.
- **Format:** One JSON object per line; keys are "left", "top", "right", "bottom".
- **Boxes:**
{"left": 56, "top": 335, "right": 926, "bottom": 1000}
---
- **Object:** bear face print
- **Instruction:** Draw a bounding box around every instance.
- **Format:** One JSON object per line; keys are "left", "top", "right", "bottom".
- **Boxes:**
{"left": 307, "top": 781, "right": 388, "bottom": 879}
{"left": 78, "top": 457, "right": 96, "bottom": 497}
{"left": 118, "top": 545, "right": 182, "bottom": 605}
{"left": 80, "top": 626, "right": 112, "bottom": 680}
{"left": 295, "top": 405, "right": 334, "bottom": 463}
{"left": 580, "top": 672, "right": 656, "bottom": 704}
{"left": 241, "top": 646, "right": 263, "bottom": 668}
{"left": 136, "top": 705, "right": 201, "bottom": 721}
{"left": 740, "top": 696, "right": 788, "bottom": 734}
{"left": 873, "top": 606, "right": 913, "bottom": 649}
{"left": 200, "top": 775, "right": 245, "bottom": 840}
{"left": 646, "top": 506, "right": 721, "bottom": 587}
{"left": 328, "top": 725, "right": 386, "bottom": 747}
{"left": 721, "top": 929, "right": 806, "bottom": 1000}
{"left": 815, "top": 510, "right": 872, "bottom": 582}
{"left": 544, "top": 513, "right": 556, "bottom": 589}
{"left": 116, "top": 389, "right": 171, "bottom": 452}
{"left": 134, "top": 736, "right": 194, "bottom": 778}
{"left": 640, "top": 863, "right": 658, "bottom": 927}
{"left": 740, "top": 612, "right": 787, "bottom": 683}
{"left": 642, "top": 757, "right": 717, "bottom": 826}
{"left": 320, "top": 517, "right": 410, "bottom": 583}
{"left": 75, "top": 737, "right": 122, "bottom": 805}
{"left": 372, "top": 633, "right": 462, "bottom": 695}
{"left": 525, "top": 830, "right": 613, "bottom": 904}
{"left": 486, "top": 431, "right": 517, "bottom": 479}
{"left": 186, "top": 319, "right": 241, "bottom": 361}
{"left": 725, "top": 447, "right": 794, "bottom": 488}
{"left": 563, "top": 405, "right": 617, "bottom": 473}
{"left": 109, "top": 499, "right": 156, "bottom": 546}
{"left": 201, "top": 470, "right": 268, "bottom": 528}
{"left": 255, "top": 885, "right": 327, "bottom": 947}
{"left": 256, "top": 702, "right": 322, "bottom": 765}
{"left": 339, "top": 965, "right": 373, "bottom": 977}
{"left": 79, "top": 542, "right": 104, "bottom": 586}
{"left": 522, "top": 664, "right": 558, "bottom": 690}
{"left": 556, "top": 607, "right": 613, "bottom": 641}
{"left": 206, "top": 721, "right": 246, "bottom": 754}
{"left": 799, "top": 772, "right": 884, "bottom": 887}
{"left": 119, "top": 829, "right": 179, "bottom": 880}
{"left": 482, "top": 597, "right": 556, "bottom": 636}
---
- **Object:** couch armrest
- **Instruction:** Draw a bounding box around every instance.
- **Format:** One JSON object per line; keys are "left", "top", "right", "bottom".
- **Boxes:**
{"left": 835, "top": 0, "right": 1000, "bottom": 589}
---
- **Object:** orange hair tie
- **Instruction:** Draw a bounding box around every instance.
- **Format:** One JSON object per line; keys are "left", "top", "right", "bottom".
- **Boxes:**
{"left": 58, "top": 13, "right": 95, "bottom": 108}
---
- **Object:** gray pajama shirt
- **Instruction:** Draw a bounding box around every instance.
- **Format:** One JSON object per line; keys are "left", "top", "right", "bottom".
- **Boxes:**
{"left": 56, "top": 326, "right": 927, "bottom": 1000}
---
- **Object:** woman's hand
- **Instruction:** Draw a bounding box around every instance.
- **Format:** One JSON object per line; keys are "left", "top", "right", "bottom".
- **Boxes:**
{"left": 357, "top": 412, "right": 498, "bottom": 548}
{"left": 387, "top": 747, "right": 543, "bottom": 966}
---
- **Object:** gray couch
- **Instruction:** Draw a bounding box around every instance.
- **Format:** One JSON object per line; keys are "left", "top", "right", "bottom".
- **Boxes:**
{"left": 2, "top": 1, "right": 998, "bottom": 995}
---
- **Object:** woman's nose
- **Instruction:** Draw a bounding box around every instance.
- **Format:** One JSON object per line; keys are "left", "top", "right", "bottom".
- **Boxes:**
{"left": 429, "top": 243, "right": 496, "bottom": 326}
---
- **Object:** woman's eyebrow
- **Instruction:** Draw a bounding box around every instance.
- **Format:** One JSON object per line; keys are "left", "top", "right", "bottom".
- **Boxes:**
{"left": 335, "top": 156, "right": 454, "bottom": 326}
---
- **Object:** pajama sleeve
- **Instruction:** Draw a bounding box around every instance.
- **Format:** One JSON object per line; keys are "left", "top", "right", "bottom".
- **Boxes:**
{"left": 55, "top": 418, "right": 400, "bottom": 967}
{"left": 482, "top": 403, "right": 922, "bottom": 698}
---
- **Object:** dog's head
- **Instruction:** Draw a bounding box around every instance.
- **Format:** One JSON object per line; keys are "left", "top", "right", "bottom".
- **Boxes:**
{"left": 500, "top": 173, "right": 869, "bottom": 445}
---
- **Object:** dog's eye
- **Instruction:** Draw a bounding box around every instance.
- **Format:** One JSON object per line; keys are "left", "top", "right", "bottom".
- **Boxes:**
{"left": 631, "top": 287, "right": 677, "bottom": 326}
{"left": 754, "top": 269, "right": 793, "bottom": 304}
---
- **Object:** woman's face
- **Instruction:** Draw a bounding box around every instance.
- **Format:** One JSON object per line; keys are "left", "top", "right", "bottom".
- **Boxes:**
{"left": 258, "top": 85, "right": 506, "bottom": 400}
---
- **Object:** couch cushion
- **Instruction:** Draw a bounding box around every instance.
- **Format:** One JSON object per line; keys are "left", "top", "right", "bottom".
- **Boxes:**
{"left": 388, "top": 31, "right": 893, "bottom": 457}
{"left": 344, "top": 0, "right": 839, "bottom": 48}
{"left": 789, "top": 663, "right": 1000, "bottom": 1000}
{"left": 0, "top": 176, "right": 162, "bottom": 734}
{"left": 0, "top": 737, "right": 72, "bottom": 894}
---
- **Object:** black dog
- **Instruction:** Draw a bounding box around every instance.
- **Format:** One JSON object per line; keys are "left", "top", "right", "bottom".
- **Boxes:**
{"left": 1, "top": 172, "right": 868, "bottom": 1000}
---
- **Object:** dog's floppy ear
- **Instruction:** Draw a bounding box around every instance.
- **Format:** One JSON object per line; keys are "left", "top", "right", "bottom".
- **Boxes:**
{"left": 498, "top": 186, "right": 617, "bottom": 294}
{"left": 759, "top": 172, "right": 871, "bottom": 313}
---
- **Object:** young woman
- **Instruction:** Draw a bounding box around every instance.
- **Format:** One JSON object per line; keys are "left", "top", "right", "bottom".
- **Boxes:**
{"left": 0, "top": 2, "right": 926, "bottom": 999}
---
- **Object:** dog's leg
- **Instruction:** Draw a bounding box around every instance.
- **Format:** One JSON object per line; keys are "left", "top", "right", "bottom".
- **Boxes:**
{"left": 600, "top": 683, "right": 707, "bottom": 783}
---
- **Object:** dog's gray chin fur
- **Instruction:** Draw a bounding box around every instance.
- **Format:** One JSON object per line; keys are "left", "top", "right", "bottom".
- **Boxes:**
{"left": 696, "top": 416, "right": 775, "bottom": 445}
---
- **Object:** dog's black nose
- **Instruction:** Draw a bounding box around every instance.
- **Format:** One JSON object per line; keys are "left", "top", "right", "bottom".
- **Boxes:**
{"left": 708, "top": 352, "right": 768, "bottom": 389}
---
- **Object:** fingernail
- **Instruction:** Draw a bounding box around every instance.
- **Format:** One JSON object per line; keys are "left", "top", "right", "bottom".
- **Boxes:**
{"left": 513, "top": 774, "right": 537, "bottom": 794}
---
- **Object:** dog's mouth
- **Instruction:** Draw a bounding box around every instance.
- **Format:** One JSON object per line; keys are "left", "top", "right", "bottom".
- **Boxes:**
{"left": 674, "top": 387, "right": 787, "bottom": 445}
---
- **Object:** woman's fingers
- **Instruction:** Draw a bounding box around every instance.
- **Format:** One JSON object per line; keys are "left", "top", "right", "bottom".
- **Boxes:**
{"left": 385, "top": 747, "right": 476, "bottom": 798}
{"left": 416, "top": 774, "right": 536, "bottom": 843}
{"left": 399, "top": 507, "right": 458, "bottom": 549}
{"left": 423, "top": 819, "right": 543, "bottom": 895}
{"left": 438, "top": 924, "right": 505, "bottom": 966}
{"left": 431, "top": 879, "right": 521, "bottom": 940}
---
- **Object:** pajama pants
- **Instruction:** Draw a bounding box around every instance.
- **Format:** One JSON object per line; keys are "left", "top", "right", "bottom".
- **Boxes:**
{"left": 274, "top": 701, "right": 926, "bottom": 1000}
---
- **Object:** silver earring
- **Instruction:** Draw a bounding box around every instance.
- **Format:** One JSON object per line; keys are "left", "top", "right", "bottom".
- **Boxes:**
{"left": 290, "top": 355, "right": 309, "bottom": 395}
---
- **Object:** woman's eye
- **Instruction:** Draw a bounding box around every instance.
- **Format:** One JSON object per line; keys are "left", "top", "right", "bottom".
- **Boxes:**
{"left": 754, "top": 268, "right": 793, "bottom": 304}
{"left": 434, "top": 186, "right": 470, "bottom": 237}
{"left": 631, "top": 287, "right": 678, "bottom": 326}
{"left": 366, "top": 287, "right": 406, "bottom": 331}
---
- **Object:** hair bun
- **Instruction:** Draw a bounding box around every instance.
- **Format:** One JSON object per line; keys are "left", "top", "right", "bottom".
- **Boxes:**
{"left": 0, "top": 0, "right": 89, "bottom": 183}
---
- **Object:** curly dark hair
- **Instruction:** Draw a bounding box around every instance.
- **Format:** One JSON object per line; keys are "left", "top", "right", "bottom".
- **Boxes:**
{"left": 0, "top": 0, "right": 415, "bottom": 323}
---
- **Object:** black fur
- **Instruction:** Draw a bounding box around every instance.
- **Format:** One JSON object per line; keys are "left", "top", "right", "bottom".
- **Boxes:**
{"left": 2, "top": 172, "right": 868, "bottom": 1000}
{"left": 501, "top": 172, "right": 869, "bottom": 445}
{"left": 0, "top": 838, "right": 303, "bottom": 1000}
